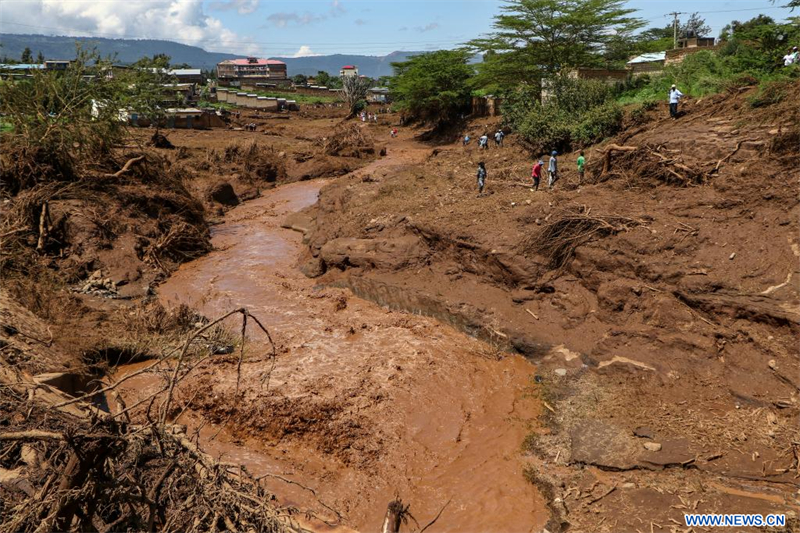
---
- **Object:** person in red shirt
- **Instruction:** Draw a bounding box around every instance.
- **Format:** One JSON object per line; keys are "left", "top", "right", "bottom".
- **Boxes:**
{"left": 531, "top": 158, "right": 544, "bottom": 191}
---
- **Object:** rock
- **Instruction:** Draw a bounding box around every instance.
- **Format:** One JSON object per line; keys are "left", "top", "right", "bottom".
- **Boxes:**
{"left": 729, "top": 252, "right": 736, "bottom": 260}
{"left": 299, "top": 257, "right": 326, "bottom": 278}
{"left": 569, "top": 420, "right": 641, "bottom": 470}
{"left": 621, "top": 482, "right": 636, "bottom": 489}
{"left": 208, "top": 182, "right": 239, "bottom": 206}
{"left": 643, "top": 442, "right": 662, "bottom": 452}
{"left": 633, "top": 426, "right": 654, "bottom": 439}
{"left": 768, "top": 359, "right": 777, "bottom": 370}
{"left": 554, "top": 368, "right": 567, "bottom": 377}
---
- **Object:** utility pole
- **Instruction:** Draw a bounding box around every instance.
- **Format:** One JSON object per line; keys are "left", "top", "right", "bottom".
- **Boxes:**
{"left": 668, "top": 12, "right": 683, "bottom": 49}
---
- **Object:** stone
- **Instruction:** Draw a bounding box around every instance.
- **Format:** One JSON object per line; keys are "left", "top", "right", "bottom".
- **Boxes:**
{"left": 729, "top": 252, "right": 736, "bottom": 260}
{"left": 633, "top": 426, "right": 654, "bottom": 439}
{"left": 643, "top": 442, "right": 662, "bottom": 452}
{"left": 768, "top": 359, "right": 777, "bottom": 370}
{"left": 621, "top": 482, "right": 636, "bottom": 489}
{"left": 569, "top": 420, "right": 641, "bottom": 470}
{"left": 207, "top": 182, "right": 239, "bottom": 206}
{"left": 554, "top": 368, "right": 567, "bottom": 377}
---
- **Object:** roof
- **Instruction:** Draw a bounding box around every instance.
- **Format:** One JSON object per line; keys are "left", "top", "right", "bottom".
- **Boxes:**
{"left": 341, "top": 65, "right": 357, "bottom": 69}
{"left": 627, "top": 52, "right": 666, "bottom": 64}
{"left": 219, "top": 58, "right": 286, "bottom": 66}
{"left": 169, "top": 69, "right": 201, "bottom": 76}
{"left": 0, "top": 63, "right": 44, "bottom": 70}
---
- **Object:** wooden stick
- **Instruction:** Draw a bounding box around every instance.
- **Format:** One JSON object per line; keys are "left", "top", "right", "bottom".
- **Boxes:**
{"left": 525, "top": 308, "right": 539, "bottom": 320}
{"left": 105, "top": 155, "right": 145, "bottom": 178}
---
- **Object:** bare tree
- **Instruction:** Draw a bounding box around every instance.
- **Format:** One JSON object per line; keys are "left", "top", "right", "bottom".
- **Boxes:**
{"left": 341, "top": 75, "right": 372, "bottom": 119}
{"left": 681, "top": 12, "right": 711, "bottom": 39}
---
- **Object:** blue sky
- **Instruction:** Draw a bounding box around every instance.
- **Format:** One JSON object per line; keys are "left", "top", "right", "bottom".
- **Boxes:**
{"left": 0, "top": 0, "right": 794, "bottom": 57}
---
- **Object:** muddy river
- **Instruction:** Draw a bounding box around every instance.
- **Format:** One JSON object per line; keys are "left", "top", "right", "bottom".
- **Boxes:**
{"left": 116, "top": 179, "right": 547, "bottom": 532}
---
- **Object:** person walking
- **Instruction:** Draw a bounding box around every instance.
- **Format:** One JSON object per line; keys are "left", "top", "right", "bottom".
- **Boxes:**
{"left": 463, "top": 134, "right": 471, "bottom": 146}
{"left": 479, "top": 133, "right": 489, "bottom": 150}
{"left": 477, "top": 162, "right": 487, "bottom": 196}
{"left": 531, "top": 158, "right": 544, "bottom": 191}
{"left": 494, "top": 129, "right": 504, "bottom": 147}
{"left": 669, "top": 84, "right": 683, "bottom": 119}
{"left": 548, "top": 151, "right": 558, "bottom": 189}
{"left": 576, "top": 151, "right": 585, "bottom": 185}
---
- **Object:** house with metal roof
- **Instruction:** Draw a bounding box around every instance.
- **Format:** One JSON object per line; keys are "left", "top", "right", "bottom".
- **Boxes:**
{"left": 626, "top": 52, "right": 667, "bottom": 75}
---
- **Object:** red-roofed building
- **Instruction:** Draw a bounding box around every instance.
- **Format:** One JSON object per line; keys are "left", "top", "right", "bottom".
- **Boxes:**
{"left": 340, "top": 65, "right": 358, "bottom": 77}
{"left": 217, "top": 57, "right": 288, "bottom": 86}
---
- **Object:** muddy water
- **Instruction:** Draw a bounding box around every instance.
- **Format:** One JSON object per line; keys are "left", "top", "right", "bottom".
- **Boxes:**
{"left": 123, "top": 179, "right": 547, "bottom": 532}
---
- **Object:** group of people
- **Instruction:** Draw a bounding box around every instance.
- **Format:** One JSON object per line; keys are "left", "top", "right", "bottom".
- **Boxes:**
{"left": 360, "top": 111, "right": 379, "bottom": 123}
{"left": 476, "top": 150, "right": 586, "bottom": 196}
{"left": 465, "top": 129, "right": 505, "bottom": 149}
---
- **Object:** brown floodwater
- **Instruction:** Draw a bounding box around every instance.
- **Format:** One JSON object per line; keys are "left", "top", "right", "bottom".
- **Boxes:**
{"left": 116, "top": 178, "right": 548, "bottom": 532}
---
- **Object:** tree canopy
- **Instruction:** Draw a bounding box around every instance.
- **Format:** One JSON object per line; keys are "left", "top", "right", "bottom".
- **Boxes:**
{"left": 467, "top": 0, "right": 644, "bottom": 90}
{"left": 390, "top": 49, "right": 474, "bottom": 124}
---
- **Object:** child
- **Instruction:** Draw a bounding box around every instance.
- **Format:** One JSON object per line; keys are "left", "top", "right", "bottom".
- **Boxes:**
{"left": 576, "top": 151, "right": 585, "bottom": 185}
{"left": 531, "top": 159, "right": 543, "bottom": 191}
{"left": 463, "top": 134, "right": 471, "bottom": 146}
{"left": 477, "top": 162, "right": 487, "bottom": 196}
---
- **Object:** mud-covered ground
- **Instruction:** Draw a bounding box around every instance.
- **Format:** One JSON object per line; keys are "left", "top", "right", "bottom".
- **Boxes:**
{"left": 292, "top": 84, "right": 800, "bottom": 531}
{"left": 2, "top": 85, "right": 799, "bottom": 532}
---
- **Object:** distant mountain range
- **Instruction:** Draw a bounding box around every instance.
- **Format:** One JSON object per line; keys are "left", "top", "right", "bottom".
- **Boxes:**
{"left": 0, "top": 34, "right": 421, "bottom": 77}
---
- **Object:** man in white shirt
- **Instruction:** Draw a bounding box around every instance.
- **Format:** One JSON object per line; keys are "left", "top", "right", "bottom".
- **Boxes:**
{"left": 669, "top": 84, "right": 684, "bottom": 119}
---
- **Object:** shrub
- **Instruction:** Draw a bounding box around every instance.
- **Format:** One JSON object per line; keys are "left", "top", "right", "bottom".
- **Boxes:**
{"left": 572, "top": 102, "right": 623, "bottom": 147}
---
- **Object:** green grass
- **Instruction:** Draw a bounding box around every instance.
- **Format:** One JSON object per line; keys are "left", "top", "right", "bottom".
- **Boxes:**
{"left": 0, "top": 121, "right": 12, "bottom": 133}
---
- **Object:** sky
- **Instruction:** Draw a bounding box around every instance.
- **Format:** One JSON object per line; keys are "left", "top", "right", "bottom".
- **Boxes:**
{"left": 0, "top": 0, "right": 795, "bottom": 58}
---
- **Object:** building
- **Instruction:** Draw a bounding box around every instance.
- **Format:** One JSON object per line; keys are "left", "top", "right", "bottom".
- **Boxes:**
{"left": 627, "top": 52, "right": 667, "bottom": 76}
{"left": 151, "top": 68, "right": 203, "bottom": 84}
{"left": 216, "top": 57, "right": 288, "bottom": 87}
{"left": 340, "top": 65, "right": 358, "bottom": 77}
{"left": 666, "top": 38, "right": 721, "bottom": 65}
{"left": 44, "top": 60, "right": 71, "bottom": 70}
{"left": 567, "top": 67, "right": 629, "bottom": 83}
{"left": 367, "top": 87, "right": 390, "bottom": 103}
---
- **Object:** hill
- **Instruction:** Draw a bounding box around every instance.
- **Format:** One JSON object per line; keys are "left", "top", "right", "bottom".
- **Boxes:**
{"left": 0, "top": 33, "right": 419, "bottom": 77}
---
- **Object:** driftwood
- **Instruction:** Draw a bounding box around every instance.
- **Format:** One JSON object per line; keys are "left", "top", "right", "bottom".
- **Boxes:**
{"left": 381, "top": 498, "right": 408, "bottom": 533}
{"left": 35, "top": 202, "right": 49, "bottom": 252}
{"left": 104, "top": 155, "right": 145, "bottom": 178}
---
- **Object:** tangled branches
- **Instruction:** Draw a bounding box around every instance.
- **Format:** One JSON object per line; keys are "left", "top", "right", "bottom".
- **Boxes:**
{"left": 322, "top": 123, "right": 375, "bottom": 159}
{"left": 521, "top": 206, "right": 642, "bottom": 273}
{"left": 595, "top": 143, "right": 705, "bottom": 187}
{"left": 0, "top": 308, "right": 296, "bottom": 533}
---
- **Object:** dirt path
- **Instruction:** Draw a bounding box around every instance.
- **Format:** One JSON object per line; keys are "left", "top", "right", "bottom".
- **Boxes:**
{"left": 116, "top": 135, "right": 549, "bottom": 532}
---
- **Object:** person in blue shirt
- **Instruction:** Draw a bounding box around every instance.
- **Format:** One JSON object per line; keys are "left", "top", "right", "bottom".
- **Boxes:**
{"left": 548, "top": 151, "right": 558, "bottom": 189}
{"left": 669, "top": 84, "right": 684, "bottom": 119}
{"left": 477, "top": 162, "right": 487, "bottom": 196}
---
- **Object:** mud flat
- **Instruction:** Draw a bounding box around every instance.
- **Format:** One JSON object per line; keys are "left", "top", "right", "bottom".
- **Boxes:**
{"left": 116, "top": 179, "right": 549, "bottom": 532}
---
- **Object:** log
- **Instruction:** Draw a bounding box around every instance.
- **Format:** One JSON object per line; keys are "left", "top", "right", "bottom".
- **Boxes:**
{"left": 381, "top": 499, "right": 406, "bottom": 533}
{"left": 601, "top": 144, "right": 638, "bottom": 175}
{"left": 36, "top": 202, "right": 49, "bottom": 252}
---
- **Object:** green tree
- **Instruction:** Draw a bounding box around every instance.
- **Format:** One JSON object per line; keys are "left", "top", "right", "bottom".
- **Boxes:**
{"left": 467, "top": 0, "right": 644, "bottom": 90}
{"left": 719, "top": 15, "right": 800, "bottom": 71}
{"left": 36, "top": 51, "right": 44, "bottom": 64}
{"left": 292, "top": 74, "right": 308, "bottom": 85}
{"left": 20, "top": 47, "right": 32, "bottom": 63}
{"left": 133, "top": 53, "right": 171, "bottom": 69}
{"left": 315, "top": 70, "right": 332, "bottom": 86}
{"left": 390, "top": 49, "right": 474, "bottom": 124}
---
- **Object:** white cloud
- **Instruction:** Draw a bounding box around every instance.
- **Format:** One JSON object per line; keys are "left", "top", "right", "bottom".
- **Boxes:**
{"left": 416, "top": 22, "right": 440, "bottom": 33}
{"left": 292, "top": 45, "right": 322, "bottom": 58}
{"left": 209, "top": 0, "right": 260, "bottom": 15}
{"left": 266, "top": 0, "right": 345, "bottom": 28}
{"left": 0, "top": 0, "right": 258, "bottom": 54}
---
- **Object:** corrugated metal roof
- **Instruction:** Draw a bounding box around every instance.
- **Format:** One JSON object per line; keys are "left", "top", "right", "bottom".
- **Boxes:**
{"left": 0, "top": 63, "right": 44, "bottom": 70}
{"left": 169, "top": 69, "right": 201, "bottom": 76}
{"left": 627, "top": 52, "right": 666, "bottom": 64}
{"left": 219, "top": 58, "right": 285, "bottom": 66}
